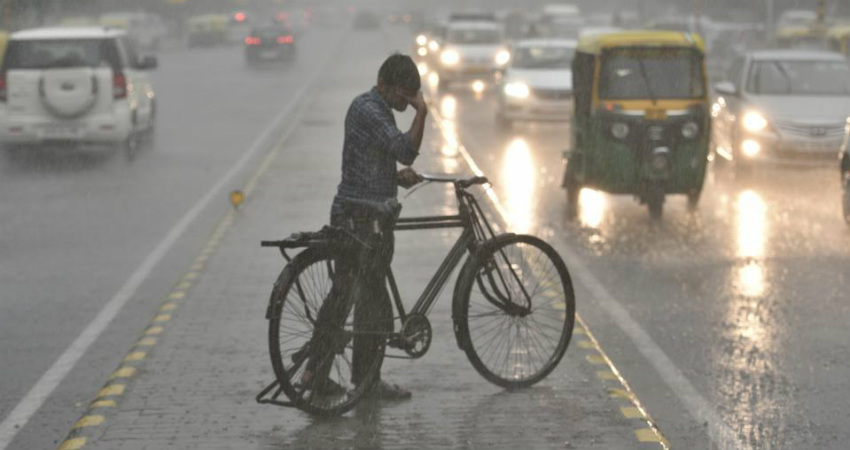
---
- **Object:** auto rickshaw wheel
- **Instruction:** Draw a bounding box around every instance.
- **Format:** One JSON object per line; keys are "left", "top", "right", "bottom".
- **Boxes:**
{"left": 647, "top": 184, "right": 664, "bottom": 220}
{"left": 563, "top": 169, "right": 580, "bottom": 219}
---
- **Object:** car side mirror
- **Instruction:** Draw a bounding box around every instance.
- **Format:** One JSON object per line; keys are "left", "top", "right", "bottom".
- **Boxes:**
{"left": 714, "top": 81, "right": 738, "bottom": 97}
{"left": 137, "top": 55, "right": 158, "bottom": 70}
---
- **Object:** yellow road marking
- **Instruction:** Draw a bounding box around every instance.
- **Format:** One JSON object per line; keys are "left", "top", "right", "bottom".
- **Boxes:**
{"left": 577, "top": 340, "right": 595, "bottom": 349}
{"left": 586, "top": 354, "right": 606, "bottom": 364}
{"left": 97, "top": 385, "right": 125, "bottom": 398}
{"left": 176, "top": 281, "right": 192, "bottom": 290}
{"left": 136, "top": 337, "right": 157, "bottom": 347}
{"left": 572, "top": 327, "right": 587, "bottom": 335}
{"left": 190, "top": 263, "right": 204, "bottom": 271}
{"left": 621, "top": 406, "right": 646, "bottom": 419}
{"left": 145, "top": 326, "right": 164, "bottom": 335}
{"left": 154, "top": 314, "right": 171, "bottom": 322}
{"left": 109, "top": 367, "right": 137, "bottom": 380}
{"left": 635, "top": 428, "right": 665, "bottom": 443}
{"left": 183, "top": 272, "right": 199, "bottom": 281}
{"left": 124, "top": 352, "right": 146, "bottom": 362}
{"left": 90, "top": 400, "right": 116, "bottom": 408}
{"left": 551, "top": 301, "right": 566, "bottom": 310}
{"left": 168, "top": 291, "right": 185, "bottom": 300}
{"left": 58, "top": 437, "right": 86, "bottom": 450}
{"left": 160, "top": 302, "right": 177, "bottom": 312}
{"left": 596, "top": 371, "right": 618, "bottom": 381}
{"left": 72, "top": 415, "right": 104, "bottom": 429}
{"left": 609, "top": 388, "right": 634, "bottom": 400}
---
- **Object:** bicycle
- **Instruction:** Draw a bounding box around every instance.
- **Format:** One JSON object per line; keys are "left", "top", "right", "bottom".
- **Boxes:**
{"left": 256, "top": 174, "right": 576, "bottom": 416}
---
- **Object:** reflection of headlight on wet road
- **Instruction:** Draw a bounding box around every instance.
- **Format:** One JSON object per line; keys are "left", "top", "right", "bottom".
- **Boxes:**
{"left": 495, "top": 49, "right": 510, "bottom": 66}
{"left": 417, "top": 61, "right": 428, "bottom": 76}
{"left": 743, "top": 111, "right": 768, "bottom": 132}
{"left": 471, "top": 80, "right": 485, "bottom": 93}
{"left": 741, "top": 139, "right": 761, "bottom": 157}
{"left": 504, "top": 81, "right": 529, "bottom": 99}
{"left": 440, "top": 50, "right": 460, "bottom": 66}
{"left": 417, "top": 47, "right": 428, "bottom": 57}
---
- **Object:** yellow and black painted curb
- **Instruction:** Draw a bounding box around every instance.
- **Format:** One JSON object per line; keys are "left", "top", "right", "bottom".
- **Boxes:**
{"left": 425, "top": 89, "right": 670, "bottom": 449}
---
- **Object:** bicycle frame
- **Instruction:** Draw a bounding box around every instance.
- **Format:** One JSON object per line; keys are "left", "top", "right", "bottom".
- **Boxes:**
{"left": 386, "top": 183, "right": 498, "bottom": 331}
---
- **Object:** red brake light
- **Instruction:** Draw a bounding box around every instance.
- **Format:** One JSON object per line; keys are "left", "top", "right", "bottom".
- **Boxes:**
{"left": 245, "top": 36, "right": 261, "bottom": 45}
{"left": 276, "top": 35, "right": 293, "bottom": 44}
{"left": 113, "top": 72, "right": 127, "bottom": 99}
{"left": 234, "top": 12, "right": 246, "bottom": 22}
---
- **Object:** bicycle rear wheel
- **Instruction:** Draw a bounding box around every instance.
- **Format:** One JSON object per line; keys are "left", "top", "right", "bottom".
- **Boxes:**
{"left": 455, "top": 235, "right": 575, "bottom": 389}
{"left": 267, "top": 247, "right": 388, "bottom": 416}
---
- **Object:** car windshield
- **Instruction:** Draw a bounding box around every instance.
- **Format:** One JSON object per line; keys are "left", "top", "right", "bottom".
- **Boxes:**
{"left": 512, "top": 46, "right": 575, "bottom": 69}
{"left": 2, "top": 39, "right": 119, "bottom": 70}
{"left": 598, "top": 48, "right": 705, "bottom": 100}
{"left": 446, "top": 28, "right": 501, "bottom": 44}
{"left": 747, "top": 60, "right": 850, "bottom": 96}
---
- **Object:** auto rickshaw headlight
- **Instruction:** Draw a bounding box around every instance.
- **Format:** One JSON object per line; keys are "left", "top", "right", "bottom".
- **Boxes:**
{"left": 681, "top": 121, "right": 699, "bottom": 139}
{"left": 611, "top": 122, "right": 629, "bottom": 139}
{"left": 743, "top": 111, "right": 768, "bottom": 132}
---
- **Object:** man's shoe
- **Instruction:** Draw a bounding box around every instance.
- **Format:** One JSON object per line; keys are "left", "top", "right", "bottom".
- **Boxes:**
{"left": 364, "top": 380, "right": 412, "bottom": 400}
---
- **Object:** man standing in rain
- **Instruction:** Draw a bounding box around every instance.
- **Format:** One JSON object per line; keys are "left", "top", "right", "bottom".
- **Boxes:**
{"left": 301, "top": 53, "right": 426, "bottom": 400}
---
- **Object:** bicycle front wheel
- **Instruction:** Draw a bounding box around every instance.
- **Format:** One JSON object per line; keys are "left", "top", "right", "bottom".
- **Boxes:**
{"left": 267, "top": 247, "right": 388, "bottom": 416}
{"left": 455, "top": 235, "right": 575, "bottom": 389}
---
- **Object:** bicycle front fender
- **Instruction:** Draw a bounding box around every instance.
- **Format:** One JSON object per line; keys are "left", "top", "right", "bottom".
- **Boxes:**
{"left": 450, "top": 233, "right": 516, "bottom": 351}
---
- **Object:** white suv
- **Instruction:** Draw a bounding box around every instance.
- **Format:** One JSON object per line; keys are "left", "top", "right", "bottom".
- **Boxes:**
{"left": 0, "top": 27, "right": 157, "bottom": 150}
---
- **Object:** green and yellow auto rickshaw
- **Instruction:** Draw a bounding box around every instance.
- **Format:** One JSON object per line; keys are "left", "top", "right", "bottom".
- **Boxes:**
{"left": 562, "top": 30, "right": 710, "bottom": 219}
{"left": 187, "top": 14, "right": 229, "bottom": 47}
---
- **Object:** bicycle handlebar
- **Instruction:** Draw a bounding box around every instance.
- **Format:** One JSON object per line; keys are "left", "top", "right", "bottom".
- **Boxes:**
{"left": 420, "top": 174, "right": 489, "bottom": 188}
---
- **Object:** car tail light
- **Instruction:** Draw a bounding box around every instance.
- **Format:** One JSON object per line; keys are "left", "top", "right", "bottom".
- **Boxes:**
{"left": 0, "top": 74, "right": 6, "bottom": 102}
{"left": 245, "top": 36, "right": 261, "bottom": 45}
{"left": 113, "top": 72, "right": 127, "bottom": 99}
{"left": 276, "top": 35, "right": 293, "bottom": 44}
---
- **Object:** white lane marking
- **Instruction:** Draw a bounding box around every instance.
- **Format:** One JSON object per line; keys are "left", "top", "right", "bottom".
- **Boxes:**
{"left": 0, "top": 59, "right": 319, "bottom": 450}
{"left": 427, "top": 102, "right": 749, "bottom": 450}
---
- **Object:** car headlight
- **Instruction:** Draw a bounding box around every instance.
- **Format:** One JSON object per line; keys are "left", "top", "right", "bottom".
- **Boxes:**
{"left": 611, "top": 122, "right": 629, "bottom": 139}
{"left": 681, "top": 121, "right": 699, "bottom": 139}
{"left": 495, "top": 49, "right": 510, "bottom": 66}
{"left": 440, "top": 49, "right": 460, "bottom": 66}
{"left": 416, "top": 34, "right": 427, "bottom": 46}
{"left": 742, "top": 111, "right": 768, "bottom": 132}
{"left": 428, "top": 40, "right": 440, "bottom": 52}
{"left": 504, "top": 81, "right": 530, "bottom": 99}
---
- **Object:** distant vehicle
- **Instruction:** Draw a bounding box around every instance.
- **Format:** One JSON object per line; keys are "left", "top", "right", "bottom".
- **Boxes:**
{"left": 578, "top": 26, "right": 622, "bottom": 40}
{"left": 100, "top": 12, "right": 167, "bottom": 51}
{"left": 496, "top": 39, "right": 576, "bottom": 127}
{"left": 244, "top": 25, "right": 296, "bottom": 65}
{"left": 436, "top": 20, "right": 509, "bottom": 91}
{"left": 352, "top": 10, "right": 381, "bottom": 30}
{"left": 227, "top": 11, "right": 253, "bottom": 44}
{"left": 186, "top": 14, "right": 229, "bottom": 47}
{"left": 841, "top": 117, "right": 850, "bottom": 225}
{"left": 448, "top": 12, "right": 497, "bottom": 23}
{"left": 712, "top": 50, "right": 850, "bottom": 170}
{"left": 0, "top": 27, "right": 157, "bottom": 152}
{"left": 777, "top": 10, "right": 818, "bottom": 29}
{"left": 828, "top": 25, "right": 850, "bottom": 57}
{"left": 541, "top": 3, "right": 580, "bottom": 20}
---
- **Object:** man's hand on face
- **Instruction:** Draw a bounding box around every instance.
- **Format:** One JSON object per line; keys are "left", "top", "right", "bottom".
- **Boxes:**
{"left": 404, "top": 91, "right": 428, "bottom": 114}
{"left": 397, "top": 167, "right": 424, "bottom": 189}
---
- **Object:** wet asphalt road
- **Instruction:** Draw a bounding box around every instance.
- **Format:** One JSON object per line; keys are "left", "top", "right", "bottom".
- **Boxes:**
{"left": 424, "top": 59, "right": 850, "bottom": 448}
{"left": 0, "top": 29, "right": 344, "bottom": 450}
{"left": 1, "top": 22, "right": 849, "bottom": 450}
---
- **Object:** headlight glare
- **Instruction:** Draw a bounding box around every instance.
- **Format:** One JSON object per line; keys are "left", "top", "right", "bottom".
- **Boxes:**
{"left": 416, "top": 34, "right": 427, "bottom": 46}
{"left": 743, "top": 111, "right": 768, "bottom": 132}
{"left": 681, "top": 121, "right": 699, "bottom": 139}
{"left": 428, "top": 40, "right": 440, "bottom": 52}
{"left": 441, "top": 49, "right": 460, "bottom": 66}
{"left": 504, "top": 81, "right": 530, "bottom": 99}
{"left": 611, "top": 122, "right": 629, "bottom": 139}
{"left": 495, "top": 49, "right": 510, "bottom": 66}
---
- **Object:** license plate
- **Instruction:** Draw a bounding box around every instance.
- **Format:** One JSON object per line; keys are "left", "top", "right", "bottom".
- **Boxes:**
{"left": 41, "top": 125, "right": 80, "bottom": 139}
{"left": 260, "top": 50, "right": 279, "bottom": 58}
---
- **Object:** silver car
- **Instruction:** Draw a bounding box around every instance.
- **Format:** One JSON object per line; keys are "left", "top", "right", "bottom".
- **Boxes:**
{"left": 712, "top": 49, "right": 850, "bottom": 169}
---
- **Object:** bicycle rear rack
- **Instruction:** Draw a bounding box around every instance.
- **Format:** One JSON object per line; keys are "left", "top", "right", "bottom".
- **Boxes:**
{"left": 256, "top": 379, "right": 295, "bottom": 408}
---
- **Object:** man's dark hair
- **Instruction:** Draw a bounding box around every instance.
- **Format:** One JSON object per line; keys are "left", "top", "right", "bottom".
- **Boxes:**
{"left": 378, "top": 53, "right": 421, "bottom": 91}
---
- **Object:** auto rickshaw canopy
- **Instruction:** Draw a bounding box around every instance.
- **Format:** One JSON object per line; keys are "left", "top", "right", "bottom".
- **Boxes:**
{"left": 576, "top": 30, "right": 706, "bottom": 55}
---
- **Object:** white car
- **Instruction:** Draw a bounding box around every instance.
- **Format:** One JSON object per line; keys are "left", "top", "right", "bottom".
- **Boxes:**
{"left": 0, "top": 27, "right": 157, "bottom": 151}
{"left": 436, "top": 20, "right": 509, "bottom": 91}
{"left": 496, "top": 39, "right": 576, "bottom": 126}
